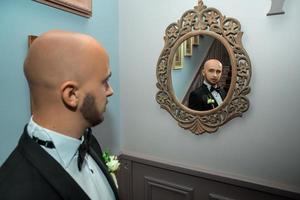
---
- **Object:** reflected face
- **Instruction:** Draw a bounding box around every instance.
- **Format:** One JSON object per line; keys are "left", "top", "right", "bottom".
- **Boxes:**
{"left": 202, "top": 59, "right": 223, "bottom": 85}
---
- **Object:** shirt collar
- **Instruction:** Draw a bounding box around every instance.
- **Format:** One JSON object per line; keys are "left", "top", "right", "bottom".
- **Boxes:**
{"left": 203, "top": 80, "right": 212, "bottom": 91}
{"left": 27, "top": 116, "right": 83, "bottom": 168}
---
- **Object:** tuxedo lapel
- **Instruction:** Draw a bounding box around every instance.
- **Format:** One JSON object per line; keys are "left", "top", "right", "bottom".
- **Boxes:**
{"left": 202, "top": 85, "right": 218, "bottom": 109}
{"left": 18, "top": 127, "right": 90, "bottom": 200}
{"left": 220, "top": 89, "right": 226, "bottom": 100}
{"left": 89, "top": 148, "right": 119, "bottom": 200}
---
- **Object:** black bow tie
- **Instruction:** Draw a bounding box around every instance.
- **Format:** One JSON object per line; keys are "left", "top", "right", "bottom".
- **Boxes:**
{"left": 32, "top": 136, "right": 55, "bottom": 149}
{"left": 32, "top": 128, "right": 92, "bottom": 171}
{"left": 210, "top": 86, "right": 221, "bottom": 93}
{"left": 77, "top": 128, "right": 92, "bottom": 171}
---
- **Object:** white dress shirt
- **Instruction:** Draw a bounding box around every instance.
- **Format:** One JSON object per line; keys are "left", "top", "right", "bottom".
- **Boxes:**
{"left": 27, "top": 117, "right": 115, "bottom": 200}
{"left": 203, "top": 80, "right": 223, "bottom": 106}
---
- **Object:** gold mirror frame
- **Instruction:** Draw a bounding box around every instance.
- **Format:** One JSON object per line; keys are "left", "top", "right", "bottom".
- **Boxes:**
{"left": 156, "top": 0, "right": 251, "bottom": 134}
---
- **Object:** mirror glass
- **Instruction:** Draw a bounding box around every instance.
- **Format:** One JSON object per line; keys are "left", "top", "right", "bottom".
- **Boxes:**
{"left": 171, "top": 34, "right": 231, "bottom": 111}
{"left": 156, "top": 0, "right": 251, "bottom": 134}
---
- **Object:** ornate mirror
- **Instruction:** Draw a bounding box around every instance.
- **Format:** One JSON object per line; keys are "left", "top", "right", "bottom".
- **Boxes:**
{"left": 156, "top": 0, "right": 251, "bottom": 134}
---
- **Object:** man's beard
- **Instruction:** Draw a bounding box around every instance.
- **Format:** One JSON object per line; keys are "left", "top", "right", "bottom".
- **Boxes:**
{"left": 204, "top": 76, "right": 217, "bottom": 86}
{"left": 80, "top": 93, "right": 104, "bottom": 127}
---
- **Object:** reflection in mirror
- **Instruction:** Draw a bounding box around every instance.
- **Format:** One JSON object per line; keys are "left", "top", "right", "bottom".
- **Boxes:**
{"left": 156, "top": 0, "right": 251, "bottom": 134}
{"left": 171, "top": 35, "right": 231, "bottom": 111}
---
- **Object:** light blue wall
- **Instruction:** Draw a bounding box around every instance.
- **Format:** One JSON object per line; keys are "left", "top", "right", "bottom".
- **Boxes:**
{"left": 0, "top": 0, "right": 120, "bottom": 164}
{"left": 120, "top": 0, "right": 300, "bottom": 193}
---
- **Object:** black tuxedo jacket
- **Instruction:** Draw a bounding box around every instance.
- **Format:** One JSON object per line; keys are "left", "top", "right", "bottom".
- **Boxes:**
{"left": 188, "top": 84, "right": 226, "bottom": 111}
{"left": 0, "top": 126, "right": 119, "bottom": 200}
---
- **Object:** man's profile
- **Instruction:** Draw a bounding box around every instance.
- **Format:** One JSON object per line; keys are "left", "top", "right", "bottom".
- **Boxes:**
{"left": 188, "top": 59, "right": 227, "bottom": 111}
{"left": 0, "top": 30, "right": 119, "bottom": 200}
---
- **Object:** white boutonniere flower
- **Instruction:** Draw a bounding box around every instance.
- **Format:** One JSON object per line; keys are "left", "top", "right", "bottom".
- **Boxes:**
{"left": 102, "top": 151, "right": 120, "bottom": 188}
{"left": 206, "top": 96, "right": 215, "bottom": 108}
{"left": 207, "top": 97, "right": 215, "bottom": 104}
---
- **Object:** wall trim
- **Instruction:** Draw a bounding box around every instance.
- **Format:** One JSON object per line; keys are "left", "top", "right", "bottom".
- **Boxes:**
{"left": 119, "top": 154, "right": 300, "bottom": 200}
{"left": 144, "top": 176, "right": 194, "bottom": 200}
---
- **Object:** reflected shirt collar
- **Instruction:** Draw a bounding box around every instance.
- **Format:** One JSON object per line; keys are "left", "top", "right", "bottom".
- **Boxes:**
{"left": 203, "top": 80, "right": 213, "bottom": 91}
{"left": 27, "top": 116, "right": 83, "bottom": 168}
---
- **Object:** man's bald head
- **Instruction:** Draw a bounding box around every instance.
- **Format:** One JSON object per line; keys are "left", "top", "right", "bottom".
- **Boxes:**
{"left": 23, "top": 30, "right": 113, "bottom": 136}
{"left": 203, "top": 59, "right": 222, "bottom": 71}
{"left": 24, "top": 30, "right": 107, "bottom": 90}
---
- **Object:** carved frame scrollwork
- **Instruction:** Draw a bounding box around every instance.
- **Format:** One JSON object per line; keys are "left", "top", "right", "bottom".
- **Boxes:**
{"left": 156, "top": 0, "right": 251, "bottom": 134}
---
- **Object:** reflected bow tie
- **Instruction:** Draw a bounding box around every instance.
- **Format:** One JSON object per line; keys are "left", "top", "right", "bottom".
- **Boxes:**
{"left": 77, "top": 127, "right": 92, "bottom": 171}
{"left": 210, "top": 86, "right": 221, "bottom": 93}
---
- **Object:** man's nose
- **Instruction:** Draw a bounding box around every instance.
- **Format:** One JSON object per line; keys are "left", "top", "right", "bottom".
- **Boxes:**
{"left": 107, "top": 84, "right": 114, "bottom": 97}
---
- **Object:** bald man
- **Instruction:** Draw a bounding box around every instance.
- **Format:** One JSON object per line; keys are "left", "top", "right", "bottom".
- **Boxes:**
{"left": 188, "top": 59, "right": 227, "bottom": 111}
{"left": 0, "top": 31, "right": 119, "bottom": 200}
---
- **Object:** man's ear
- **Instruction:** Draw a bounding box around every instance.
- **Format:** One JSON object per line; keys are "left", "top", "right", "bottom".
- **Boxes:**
{"left": 202, "top": 69, "right": 205, "bottom": 76}
{"left": 60, "top": 81, "right": 79, "bottom": 110}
